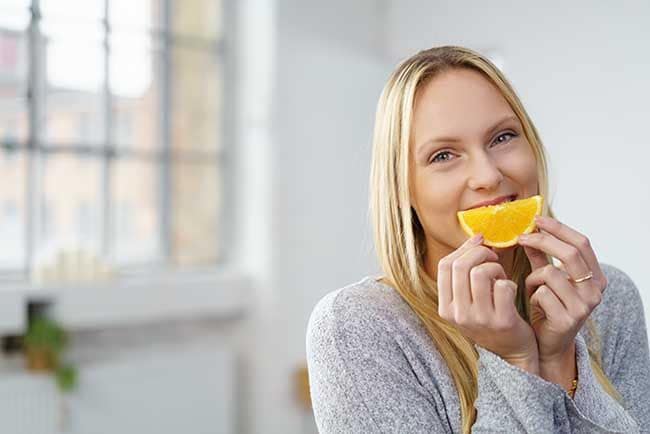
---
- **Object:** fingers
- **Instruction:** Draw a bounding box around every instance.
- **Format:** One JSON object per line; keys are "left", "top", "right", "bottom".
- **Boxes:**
{"left": 493, "top": 279, "right": 518, "bottom": 322}
{"left": 524, "top": 263, "right": 568, "bottom": 299}
{"left": 525, "top": 264, "right": 588, "bottom": 315}
{"left": 451, "top": 244, "right": 499, "bottom": 307}
{"left": 530, "top": 284, "right": 577, "bottom": 331}
{"left": 534, "top": 216, "right": 602, "bottom": 277}
{"left": 518, "top": 229, "right": 590, "bottom": 281}
{"left": 438, "top": 235, "right": 483, "bottom": 312}
{"left": 522, "top": 244, "right": 550, "bottom": 271}
{"left": 533, "top": 217, "right": 609, "bottom": 292}
{"left": 470, "top": 262, "right": 507, "bottom": 313}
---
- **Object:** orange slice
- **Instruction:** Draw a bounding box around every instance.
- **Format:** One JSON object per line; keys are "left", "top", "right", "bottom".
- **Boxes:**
{"left": 457, "top": 195, "right": 543, "bottom": 248}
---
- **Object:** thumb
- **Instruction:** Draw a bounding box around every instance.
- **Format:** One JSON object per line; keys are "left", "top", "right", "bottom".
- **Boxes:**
{"left": 522, "top": 245, "right": 549, "bottom": 271}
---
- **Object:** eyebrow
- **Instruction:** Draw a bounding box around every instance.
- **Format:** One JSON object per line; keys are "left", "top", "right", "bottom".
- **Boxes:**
{"left": 416, "top": 115, "right": 520, "bottom": 159}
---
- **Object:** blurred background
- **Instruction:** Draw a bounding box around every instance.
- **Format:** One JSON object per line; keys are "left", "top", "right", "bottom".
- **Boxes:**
{"left": 0, "top": 0, "right": 648, "bottom": 433}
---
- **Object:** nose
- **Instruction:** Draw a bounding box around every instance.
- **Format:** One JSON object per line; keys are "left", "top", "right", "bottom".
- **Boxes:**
{"left": 467, "top": 152, "right": 504, "bottom": 191}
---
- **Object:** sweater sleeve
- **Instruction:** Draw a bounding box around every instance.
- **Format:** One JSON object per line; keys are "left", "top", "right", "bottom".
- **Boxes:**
{"left": 474, "top": 264, "right": 648, "bottom": 433}
{"left": 565, "top": 266, "right": 649, "bottom": 433}
{"left": 306, "top": 291, "right": 452, "bottom": 433}
{"left": 472, "top": 344, "right": 569, "bottom": 433}
{"left": 307, "top": 290, "right": 565, "bottom": 433}
{"left": 306, "top": 274, "right": 649, "bottom": 434}
{"left": 472, "top": 330, "right": 643, "bottom": 434}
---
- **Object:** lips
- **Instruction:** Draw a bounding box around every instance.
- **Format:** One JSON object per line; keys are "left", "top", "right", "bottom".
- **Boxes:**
{"left": 464, "top": 195, "right": 517, "bottom": 211}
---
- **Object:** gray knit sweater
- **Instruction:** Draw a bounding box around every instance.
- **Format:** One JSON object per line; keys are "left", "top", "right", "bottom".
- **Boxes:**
{"left": 306, "top": 263, "right": 650, "bottom": 433}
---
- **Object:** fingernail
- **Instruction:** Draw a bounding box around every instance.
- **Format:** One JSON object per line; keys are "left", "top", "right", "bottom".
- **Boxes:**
{"left": 518, "top": 234, "right": 530, "bottom": 242}
{"left": 471, "top": 234, "right": 483, "bottom": 243}
{"left": 535, "top": 216, "right": 545, "bottom": 224}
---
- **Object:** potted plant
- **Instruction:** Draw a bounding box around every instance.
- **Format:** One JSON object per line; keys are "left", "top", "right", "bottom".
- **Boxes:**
{"left": 23, "top": 315, "right": 78, "bottom": 392}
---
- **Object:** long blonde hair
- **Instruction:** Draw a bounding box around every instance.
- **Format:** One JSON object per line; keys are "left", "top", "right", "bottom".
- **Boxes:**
{"left": 369, "top": 46, "right": 620, "bottom": 433}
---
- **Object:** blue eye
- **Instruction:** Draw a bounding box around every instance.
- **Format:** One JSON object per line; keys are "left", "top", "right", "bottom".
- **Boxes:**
{"left": 429, "top": 131, "right": 518, "bottom": 165}
{"left": 493, "top": 131, "right": 517, "bottom": 144}
{"left": 430, "top": 151, "right": 454, "bottom": 164}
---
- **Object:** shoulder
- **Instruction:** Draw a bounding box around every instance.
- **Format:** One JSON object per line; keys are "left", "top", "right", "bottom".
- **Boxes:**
{"left": 583, "top": 263, "right": 646, "bottom": 366}
{"left": 309, "top": 276, "right": 413, "bottom": 321}
{"left": 601, "top": 262, "right": 639, "bottom": 292}
{"left": 306, "top": 276, "right": 434, "bottom": 362}
{"left": 307, "top": 276, "right": 412, "bottom": 339}
{"left": 597, "top": 262, "right": 643, "bottom": 317}
{"left": 307, "top": 276, "right": 421, "bottom": 343}
{"left": 306, "top": 278, "right": 459, "bottom": 433}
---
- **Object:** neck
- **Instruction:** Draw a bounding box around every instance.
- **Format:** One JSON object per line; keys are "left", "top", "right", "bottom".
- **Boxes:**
{"left": 492, "top": 245, "right": 517, "bottom": 279}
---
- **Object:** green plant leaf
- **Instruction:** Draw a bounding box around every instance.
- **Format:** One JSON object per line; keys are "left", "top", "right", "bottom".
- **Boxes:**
{"left": 56, "top": 364, "right": 77, "bottom": 392}
{"left": 24, "top": 316, "right": 67, "bottom": 353}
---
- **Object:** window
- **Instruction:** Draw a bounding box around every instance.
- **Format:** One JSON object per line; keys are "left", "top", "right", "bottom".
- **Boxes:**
{"left": 0, "top": 0, "right": 227, "bottom": 276}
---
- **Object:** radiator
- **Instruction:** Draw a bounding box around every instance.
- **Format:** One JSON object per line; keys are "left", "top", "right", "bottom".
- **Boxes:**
{"left": 0, "top": 371, "right": 59, "bottom": 434}
{"left": 0, "top": 346, "right": 236, "bottom": 434}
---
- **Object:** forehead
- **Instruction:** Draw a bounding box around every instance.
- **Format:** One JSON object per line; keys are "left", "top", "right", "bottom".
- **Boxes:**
{"left": 412, "top": 68, "right": 515, "bottom": 141}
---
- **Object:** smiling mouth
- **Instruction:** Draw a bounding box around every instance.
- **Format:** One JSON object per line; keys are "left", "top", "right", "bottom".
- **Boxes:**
{"left": 464, "top": 194, "right": 517, "bottom": 211}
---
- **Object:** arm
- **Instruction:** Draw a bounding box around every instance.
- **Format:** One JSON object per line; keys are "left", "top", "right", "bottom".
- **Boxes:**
{"left": 509, "top": 217, "right": 647, "bottom": 432}
{"left": 306, "top": 291, "right": 450, "bottom": 433}
{"left": 565, "top": 266, "right": 649, "bottom": 433}
{"left": 472, "top": 344, "right": 569, "bottom": 433}
{"left": 307, "top": 290, "right": 567, "bottom": 433}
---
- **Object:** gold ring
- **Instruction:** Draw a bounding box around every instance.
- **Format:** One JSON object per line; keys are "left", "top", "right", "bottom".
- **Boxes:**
{"left": 570, "top": 271, "right": 593, "bottom": 284}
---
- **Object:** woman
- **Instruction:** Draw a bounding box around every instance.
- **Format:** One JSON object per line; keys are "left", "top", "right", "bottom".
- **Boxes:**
{"left": 306, "top": 46, "right": 650, "bottom": 433}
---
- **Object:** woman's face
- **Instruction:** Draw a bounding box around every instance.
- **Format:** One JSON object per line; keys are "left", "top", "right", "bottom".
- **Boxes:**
{"left": 409, "top": 68, "right": 538, "bottom": 274}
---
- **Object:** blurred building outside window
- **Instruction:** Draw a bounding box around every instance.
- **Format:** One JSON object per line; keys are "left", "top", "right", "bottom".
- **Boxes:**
{"left": 0, "top": 0, "right": 228, "bottom": 282}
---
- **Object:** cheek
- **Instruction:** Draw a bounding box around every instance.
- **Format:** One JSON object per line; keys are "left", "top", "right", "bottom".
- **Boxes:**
{"left": 413, "top": 178, "right": 465, "bottom": 248}
{"left": 523, "top": 153, "right": 539, "bottom": 187}
{"left": 413, "top": 173, "right": 464, "bottom": 221}
{"left": 505, "top": 146, "right": 538, "bottom": 184}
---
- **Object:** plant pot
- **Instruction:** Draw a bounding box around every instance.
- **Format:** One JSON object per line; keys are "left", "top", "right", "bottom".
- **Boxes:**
{"left": 294, "top": 363, "right": 311, "bottom": 410}
{"left": 25, "top": 347, "right": 58, "bottom": 372}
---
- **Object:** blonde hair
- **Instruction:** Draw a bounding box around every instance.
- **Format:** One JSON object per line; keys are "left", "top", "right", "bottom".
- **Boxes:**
{"left": 369, "top": 46, "right": 620, "bottom": 433}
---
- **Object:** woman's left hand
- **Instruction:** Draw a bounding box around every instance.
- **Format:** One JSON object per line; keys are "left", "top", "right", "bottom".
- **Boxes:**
{"left": 516, "top": 216, "right": 608, "bottom": 364}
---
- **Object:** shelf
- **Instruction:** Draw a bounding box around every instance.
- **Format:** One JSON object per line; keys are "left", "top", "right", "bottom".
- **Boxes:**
{"left": 0, "top": 267, "right": 251, "bottom": 334}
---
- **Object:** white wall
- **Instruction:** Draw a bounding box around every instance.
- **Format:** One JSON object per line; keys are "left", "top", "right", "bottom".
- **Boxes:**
{"left": 236, "top": 1, "right": 650, "bottom": 432}
{"left": 387, "top": 0, "right": 650, "bottom": 320}
{"left": 234, "top": 0, "right": 390, "bottom": 432}
{"left": 273, "top": 0, "right": 389, "bottom": 360}
{"left": 233, "top": 1, "right": 278, "bottom": 432}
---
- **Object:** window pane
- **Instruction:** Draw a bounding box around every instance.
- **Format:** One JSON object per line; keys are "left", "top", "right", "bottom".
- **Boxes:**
{"left": 43, "top": 33, "right": 105, "bottom": 146}
{"left": 0, "top": 148, "right": 26, "bottom": 269}
{"left": 110, "top": 34, "right": 161, "bottom": 151}
{"left": 171, "top": 160, "right": 220, "bottom": 266}
{"left": 0, "top": 30, "right": 29, "bottom": 144}
{"left": 38, "top": 153, "right": 102, "bottom": 253}
{"left": 109, "top": 0, "right": 162, "bottom": 32}
{"left": 0, "top": 1, "right": 30, "bottom": 31}
{"left": 171, "top": 48, "right": 221, "bottom": 153}
{"left": 111, "top": 159, "right": 161, "bottom": 264}
{"left": 41, "top": 0, "right": 104, "bottom": 24}
{"left": 172, "top": 0, "right": 222, "bottom": 40}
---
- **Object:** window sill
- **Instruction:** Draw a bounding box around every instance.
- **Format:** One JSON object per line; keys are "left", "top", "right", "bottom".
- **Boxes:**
{"left": 0, "top": 267, "right": 252, "bottom": 334}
